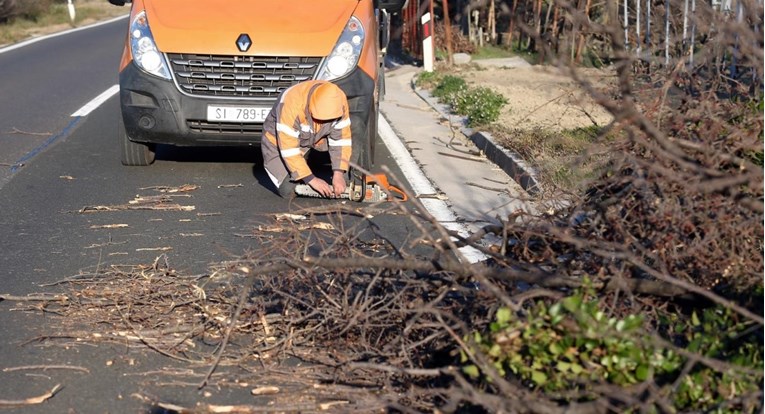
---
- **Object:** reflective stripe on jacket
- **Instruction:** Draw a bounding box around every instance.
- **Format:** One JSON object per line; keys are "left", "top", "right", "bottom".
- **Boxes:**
{"left": 261, "top": 80, "right": 352, "bottom": 181}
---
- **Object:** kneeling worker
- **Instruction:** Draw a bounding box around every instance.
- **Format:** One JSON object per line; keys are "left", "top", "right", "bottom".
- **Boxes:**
{"left": 261, "top": 80, "right": 352, "bottom": 198}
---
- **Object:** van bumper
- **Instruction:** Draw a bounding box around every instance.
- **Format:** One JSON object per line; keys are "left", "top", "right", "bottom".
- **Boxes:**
{"left": 118, "top": 63, "right": 375, "bottom": 148}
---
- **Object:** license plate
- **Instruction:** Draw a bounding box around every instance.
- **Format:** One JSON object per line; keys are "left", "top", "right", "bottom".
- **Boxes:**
{"left": 206, "top": 105, "right": 270, "bottom": 123}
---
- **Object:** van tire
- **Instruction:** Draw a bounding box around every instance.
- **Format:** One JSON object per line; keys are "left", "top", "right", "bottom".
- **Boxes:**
{"left": 119, "top": 118, "right": 155, "bottom": 166}
{"left": 357, "top": 102, "right": 377, "bottom": 171}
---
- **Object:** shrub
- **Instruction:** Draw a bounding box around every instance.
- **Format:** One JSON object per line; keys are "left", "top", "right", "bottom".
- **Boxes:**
{"left": 0, "top": 0, "right": 17, "bottom": 23}
{"left": 431, "top": 75, "right": 466, "bottom": 102}
{"left": 0, "top": 0, "right": 56, "bottom": 23}
{"left": 452, "top": 86, "right": 507, "bottom": 126}
{"left": 414, "top": 70, "right": 442, "bottom": 89}
{"left": 463, "top": 285, "right": 763, "bottom": 411}
{"left": 14, "top": 0, "right": 51, "bottom": 21}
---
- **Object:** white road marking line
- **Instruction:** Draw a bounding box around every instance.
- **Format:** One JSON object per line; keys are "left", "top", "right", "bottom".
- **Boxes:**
{"left": 378, "top": 114, "right": 487, "bottom": 264}
{"left": 71, "top": 84, "right": 120, "bottom": 117}
{"left": 0, "top": 15, "right": 129, "bottom": 55}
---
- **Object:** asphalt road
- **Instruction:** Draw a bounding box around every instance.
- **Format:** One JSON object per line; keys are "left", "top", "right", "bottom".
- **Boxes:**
{"left": 0, "top": 17, "right": 419, "bottom": 413}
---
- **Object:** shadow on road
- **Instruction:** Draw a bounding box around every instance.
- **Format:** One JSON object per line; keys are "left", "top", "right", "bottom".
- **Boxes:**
{"left": 154, "top": 144, "right": 262, "bottom": 165}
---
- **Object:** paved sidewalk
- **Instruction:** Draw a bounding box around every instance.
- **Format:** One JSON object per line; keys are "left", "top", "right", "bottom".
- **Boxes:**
{"left": 379, "top": 64, "right": 534, "bottom": 233}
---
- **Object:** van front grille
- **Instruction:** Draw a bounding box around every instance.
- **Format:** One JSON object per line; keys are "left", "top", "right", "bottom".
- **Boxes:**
{"left": 168, "top": 54, "right": 322, "bottom": 99}
{"left": 187, "top": 119, "right": 264, "bottom": 136}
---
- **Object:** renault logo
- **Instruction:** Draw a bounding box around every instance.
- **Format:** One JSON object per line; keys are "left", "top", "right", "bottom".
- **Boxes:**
{"left": 236, "top": 34, "right": 252, "bottom": 52}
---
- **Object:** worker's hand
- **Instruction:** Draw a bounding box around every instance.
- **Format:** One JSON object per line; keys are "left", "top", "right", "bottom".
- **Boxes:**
{"left": 306, "top": 176, "right": 334, "bottom": 198}
{"left": 332, "top": 170, "right": 347, "bottom": 197}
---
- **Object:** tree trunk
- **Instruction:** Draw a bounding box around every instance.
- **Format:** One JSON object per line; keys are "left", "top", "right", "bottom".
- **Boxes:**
{"left": 508, "top": 0, "right": 519, "bottom": 46}
{"left": 570, "top": 0, "right": 583, "bottom": 62}
{"left": 543, "top": 0, "right": 553, "bottom": 36}
{"left": 551, "top": 5, "right": 560, "bottom": 54}
{"left": 574, "top": 0, "right": 593, "bottom": 63}
{"left": 442, "top": 0, "right": 454, "bottom": 65}
{"left": 532, "top": 0, "right": 543, "bottom": 51}
{"left": 488, "top": 0, "right": 496, "bottom": 42}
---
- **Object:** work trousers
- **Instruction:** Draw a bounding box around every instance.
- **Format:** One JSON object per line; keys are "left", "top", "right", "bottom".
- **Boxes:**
{"left": 263, "top": 139, "right": 311, "bottom": 198}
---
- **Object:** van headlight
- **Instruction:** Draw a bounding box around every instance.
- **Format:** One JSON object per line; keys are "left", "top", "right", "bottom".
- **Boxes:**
{"left": 316, "top": 17, "right": 365, "bottom": 81}
{"left": 129, "top": 11, "right": 171, "bottom": 80}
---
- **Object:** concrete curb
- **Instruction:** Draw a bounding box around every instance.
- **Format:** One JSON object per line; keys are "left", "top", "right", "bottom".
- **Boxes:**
{"left": 409, "top": 76, "right": 542, "bottom": 195}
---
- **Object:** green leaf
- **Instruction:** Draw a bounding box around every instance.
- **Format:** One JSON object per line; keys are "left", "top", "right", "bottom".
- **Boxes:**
{"left": 462, "top": 365, "right": 480, "bottom": 379}
{"left": 490, "top": 322, "right": 500, "bottom": 332}
{"left": 549, "top": 342, "right": 564, "bottom": 355}
{"left": 616, "top": 319, "right": 626, "bottom": 332}
{"left": 549, "top": 303, "right": 562, "bottom": 317}
{"left": 636, "top": 364, "right": 650, "bottom": 381}
{"left": 623, "top": 315, "right": 643, "bottom": 331}
{"left": 531, "top": 370, "right": 548, "bottom": 386}
{"left": 489, "top": 344, "right": 502, "bottom": 358}
{"left": 570, "top": 363, "right": 584, "bottom": 374}
{"left": 556, "top": 361, "right": 571, "bottom": 372}
{"left": 691, "top": 311, "right": 701, "bottom": 327}
{"left": 496, "top": 307, "right": 512, "bottom": 325}
{"left": 562, "top": 295, "right": 582, "bottom": 313}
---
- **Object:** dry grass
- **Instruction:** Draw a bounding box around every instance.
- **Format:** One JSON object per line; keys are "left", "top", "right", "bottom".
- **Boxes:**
{"left": 0, "top": 0, "right": 127, "bottom": 47}
{"left": 486, "top": 123, "right": 620, "bottom": 196}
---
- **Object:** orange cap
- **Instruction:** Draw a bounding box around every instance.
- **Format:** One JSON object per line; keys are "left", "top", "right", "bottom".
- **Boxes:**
{"left": 309, "top": 82, "right": 346, "bottom": 120}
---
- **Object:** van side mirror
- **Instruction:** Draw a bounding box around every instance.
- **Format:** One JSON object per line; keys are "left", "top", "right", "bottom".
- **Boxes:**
{"left": 375, "top": 0, "right": 407, "bottom": 13}
{"left": 107, "top": 0, "right": 130, "bottom": 6}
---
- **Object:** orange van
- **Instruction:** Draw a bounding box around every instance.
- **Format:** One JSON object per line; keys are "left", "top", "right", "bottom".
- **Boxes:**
{"left": 108, "top": 0, "right": 406, "bottom": 171}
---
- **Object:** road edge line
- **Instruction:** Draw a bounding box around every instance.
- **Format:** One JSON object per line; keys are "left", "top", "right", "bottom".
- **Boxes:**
{"left": 377, "top": 113, "right": 487, "bottom": 264}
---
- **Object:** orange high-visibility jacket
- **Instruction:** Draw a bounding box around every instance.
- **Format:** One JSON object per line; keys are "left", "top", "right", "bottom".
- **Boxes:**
{"left": 262, "top": 81, "right": 352, "bottom": 181}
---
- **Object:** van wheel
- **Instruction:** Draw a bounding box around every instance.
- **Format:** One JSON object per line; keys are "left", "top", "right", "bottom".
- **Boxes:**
{"left": 361, "top": 103, "right": 378, "bottom": 169}
{"left": 350, "top": 101, "right": 377, "bottom": 183}
{"left": 119, "top": 118, "right": 155, "bottom": 166}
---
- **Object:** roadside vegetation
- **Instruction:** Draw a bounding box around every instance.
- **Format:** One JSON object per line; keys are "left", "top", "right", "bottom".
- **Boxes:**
{"left": 416, "top": 71, "right": 509, "bottom": 127}
{"left": 416, "top": 67, "right": 613, "bottom": 195}
{"left": 0, "top": 0, "right": 125, "bottom": 46}
{"left": 0, "top": 1, "right": 761, "bottom": 412}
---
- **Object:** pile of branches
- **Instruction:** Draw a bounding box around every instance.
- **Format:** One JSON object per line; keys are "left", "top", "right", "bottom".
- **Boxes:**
{"left": 435, "top": 22, "right": 476, "bottom": 55}
{"left": 6, "top": 178, "right": 761, "bottom": 413}
{"left": 3, "top": 210, "right": 513, "bottom": 411}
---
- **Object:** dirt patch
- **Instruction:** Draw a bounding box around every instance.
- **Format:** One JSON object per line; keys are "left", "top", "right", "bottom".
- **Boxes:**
{"left": 461, "top": 64, "right": 614, "bottom": 132}
{"left": 431, "top": 62, "right": 619, "bottom": 196}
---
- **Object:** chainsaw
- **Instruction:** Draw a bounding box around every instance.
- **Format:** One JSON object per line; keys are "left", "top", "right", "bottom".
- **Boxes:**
{"left": 294, "top": 173, "right": 407, "bottom": 202}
